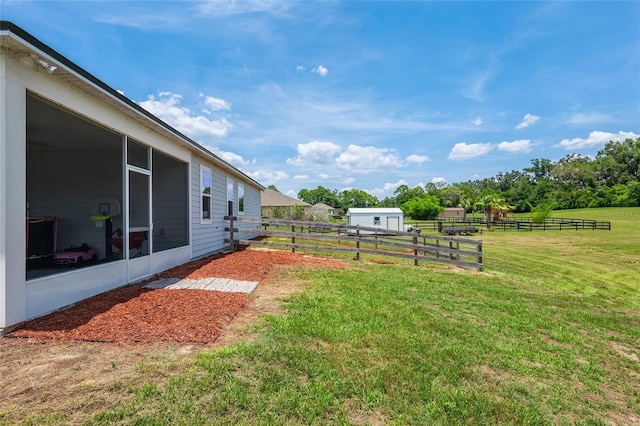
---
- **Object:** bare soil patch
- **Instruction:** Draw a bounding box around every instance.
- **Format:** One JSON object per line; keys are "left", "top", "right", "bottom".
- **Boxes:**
{"left": 0, "top": 248, "right": 345, "bottom": 424}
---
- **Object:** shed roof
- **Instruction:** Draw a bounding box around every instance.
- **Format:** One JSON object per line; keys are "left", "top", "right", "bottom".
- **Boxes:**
{"left": 0, "top": 21, "right": 263, "bottom": 190}
{"left": 347, "top": 208, "right": 404, "bottom": 215}
{"left": 261, "top": 189, "right": 311, "bottom": 208}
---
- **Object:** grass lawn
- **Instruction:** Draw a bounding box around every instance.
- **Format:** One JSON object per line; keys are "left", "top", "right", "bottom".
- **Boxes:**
{"left": 85, "top": 207, "right": 639, "bottom": 424}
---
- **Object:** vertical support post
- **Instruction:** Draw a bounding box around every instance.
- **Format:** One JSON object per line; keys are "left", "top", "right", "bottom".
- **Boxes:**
{"left": 413, "top": 235, "right": 418, "bottom": 266}
{"left": 449, "top": 240, "right": 455, "bottom": 260}
{"left": 477, "top": 242, "right": 483, "bottom": 271}
{"left": 291, "top": 224, "right": 296, "bottom": 253}
{"left": 355, "top": 225, "right": 360, "bottom": 261}
{"left": 436, "top": 239, "right": 440, "bottom": 259}
{"left": 229, "top": 215, "right": 235, "bottom": 253}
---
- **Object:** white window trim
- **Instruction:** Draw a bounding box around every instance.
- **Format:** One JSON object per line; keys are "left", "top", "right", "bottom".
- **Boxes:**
{"left": 201, "top": 166, "right": 212, "bottom": 224}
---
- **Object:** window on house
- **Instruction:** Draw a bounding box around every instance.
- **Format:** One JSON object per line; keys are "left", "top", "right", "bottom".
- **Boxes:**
{"left": 374, "top": 216, "right": 381, "bottom": 225}
{"left": 238, "top": 183, "right": 245, "bottom": 215}
{"left": 227, "top": 178, "right": 234, "bottom": 216}
{"left": 201, "top": 166, "right": 211, "bottom": 223}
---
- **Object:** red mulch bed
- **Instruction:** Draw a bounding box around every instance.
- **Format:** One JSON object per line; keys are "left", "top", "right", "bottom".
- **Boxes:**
{"left": 8, "top": 249, "right": 344, "bottom": 344}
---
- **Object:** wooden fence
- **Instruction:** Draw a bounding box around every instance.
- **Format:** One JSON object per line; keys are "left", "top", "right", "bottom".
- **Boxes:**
{"left": 225, "top": 217, "right": 483, "bottom": 271}
{"left": 421, "top": 217, "right": 611, "bottom": 232}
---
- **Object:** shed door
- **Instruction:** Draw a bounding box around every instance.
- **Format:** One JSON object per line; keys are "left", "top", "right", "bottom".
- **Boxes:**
{"left": 388, "top": 216, "right": 400, "bottom": 231}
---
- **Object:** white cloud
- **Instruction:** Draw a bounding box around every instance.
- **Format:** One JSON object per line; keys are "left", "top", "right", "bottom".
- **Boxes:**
{"left": 200, "top": 94, "right": 231, "bottom": 111}
{"left": 139, "top": 92, "right": 231, "bottom": 138}
{"left": 213, "top": 149, "right": 254, "bottom": 166}
{"left": 431, "top": 177, "right": 447, "bottom": 184}
{"left": 448, "top": 142, "right": 494, "bottom": 160}
{"left": 319, "top": 173, "right": 331, "bottom": 179}
{"left": 369, "top": 180, "right": 408, "bottom": 198}
{"left": 245, "top": 169, "right": 289, "bottom": 184}
{"left": 336, "top": 145, "right": 402, "bottom": 170}
{"left": 313, "top": 65, "right": 329, "bottom": 76}
{"left": 343, "top": 177, "right": 356, "bottom": 185}
{"left": 566, "top": 112, "right": 614, "bottom": 125}
{"left": 515, "top": 113, "right": 540, "bottom": 129}
{"left": 464, "top": 69, "right": 494, "bottom": 101}
{"left": 286, "top": 141, "right": 342, "bottom": 166}
{"left": 294, "top": 174, "right": 308, "bottom": 179}
{"left": 385, "top": 180, "right": 408, "bottom": 191}
{"left": 296, "top": 65, "right": 306, "bottom": 72}
{"left": 197, "top": 1, "right": 292, "bottom": 18}
{"left": 406, "top": 154, "right": 430, "bottom": 164}
{"left": 556, "top": 130, "right": 639, "bottom": 150}
{"left": 497, "top": 139, "right": 532, "bottom": 153}
{"left": 473, "top": 117, "right": 483, "bottom": 126}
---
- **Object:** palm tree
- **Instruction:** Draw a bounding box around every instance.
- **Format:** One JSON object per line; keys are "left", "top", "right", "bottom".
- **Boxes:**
{"left": 475, "top": 195, "right": 514, "bottom": 226}
{"left": 458, "top": 196, "right": 475, "bottom": 213}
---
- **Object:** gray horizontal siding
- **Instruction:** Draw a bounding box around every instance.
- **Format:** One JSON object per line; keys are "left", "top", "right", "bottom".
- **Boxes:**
{"left": 190, "top": 160, "right": 262, "bottom": 259}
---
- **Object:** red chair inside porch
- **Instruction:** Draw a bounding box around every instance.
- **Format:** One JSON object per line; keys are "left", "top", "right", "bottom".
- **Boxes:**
{"left": 107, "top": 228, "right": 147, "bottom": 259}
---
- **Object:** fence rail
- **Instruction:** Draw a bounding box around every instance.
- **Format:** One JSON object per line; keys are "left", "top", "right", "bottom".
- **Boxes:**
{"left": 423, "top": 217, "right": 611, "bottom": 232}
{"left": 225, "top": 217, "right": 483, "bottom": 271}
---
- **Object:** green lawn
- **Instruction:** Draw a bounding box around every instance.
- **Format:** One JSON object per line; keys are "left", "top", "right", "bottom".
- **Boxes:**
{"left": 85, "top": 207, "right": 639, "bottom": 424}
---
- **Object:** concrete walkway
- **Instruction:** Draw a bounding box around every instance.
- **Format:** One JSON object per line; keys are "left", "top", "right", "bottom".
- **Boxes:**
{"left": 146, "top": 277, "right": 258, "bottom": 294}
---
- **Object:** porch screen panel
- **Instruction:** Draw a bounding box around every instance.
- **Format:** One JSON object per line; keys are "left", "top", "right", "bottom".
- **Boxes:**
{"left": 152, "top": 151, "right": 189, "bottom": 252}
{"left": 26, "top": 93, "right": 123, "bottom": 279}
{"left": 128, "top": 171, "right": 150, "bottom": 258}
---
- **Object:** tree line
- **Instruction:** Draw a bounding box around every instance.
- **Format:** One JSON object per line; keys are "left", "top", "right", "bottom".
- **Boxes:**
{"left": 277, "top": 138, "right": 639, "bottom": 219}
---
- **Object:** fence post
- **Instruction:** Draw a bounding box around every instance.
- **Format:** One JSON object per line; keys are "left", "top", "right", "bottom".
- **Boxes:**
{"left": 413, "top": 235, "right": 418, "bottom": 266}
{"left": 477, "top": 242, "right": 483, "bottom": 271}
{"left": 436, "top": 239, "right": 440, "bottom": 259}
{"left": 356, "top": 225, "right": 360, "bottom": 261}
{"left": 291, "top": 224, "right": 296, "bottom": 253}
{"left": 229, "top": 215, "right": 235, "bottom": 253}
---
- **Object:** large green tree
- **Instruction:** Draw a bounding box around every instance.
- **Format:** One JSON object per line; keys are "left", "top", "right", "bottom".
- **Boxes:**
{"left": 402, "top": 195, "right": 443, "bottom": 220}
{"left": 298, "top": 186, "right": 340, "bottom": 207}
{"left": 338, "top": 188, "right": 378, "bottom": 209}
{"left": 595, "top": 138, "right": 640, "bottom": 186}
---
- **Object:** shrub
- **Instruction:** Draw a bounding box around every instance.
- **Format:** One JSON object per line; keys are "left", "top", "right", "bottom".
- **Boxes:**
{"left": 529, "top": 202, "right": 555, "bottom": 223}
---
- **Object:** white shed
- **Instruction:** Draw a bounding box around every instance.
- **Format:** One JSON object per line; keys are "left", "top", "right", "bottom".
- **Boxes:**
{"left": 346, "top": 208, "right": 405, "bottom": 233}
{"left": 0, "top": 22, "right": 263, "bottom": 331}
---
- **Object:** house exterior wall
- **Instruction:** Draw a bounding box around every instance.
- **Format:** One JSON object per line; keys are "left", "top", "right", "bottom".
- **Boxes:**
{"left": 0, "top": 51, "right": 6, "bottom": 329}
{"left": 438, "top": 208, "right": 466, "bottom": 220}
{"left": 0, "top": 48, "right": 28, "bottom": 328}
{"left": 191, "top": 159, "right": 226, "bottom": 258}
{"left": 191, "top": 159, "right": 260, "bottom": 259}
{"left": 0, "top": 29, "right": 262, "bottom": 330}
{"left": 0, "top": 50, "right": 196, "bottom": 328}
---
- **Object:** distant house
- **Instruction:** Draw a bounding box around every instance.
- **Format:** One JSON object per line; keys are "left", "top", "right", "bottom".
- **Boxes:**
{"left": 311, "top": 203, "right": 339, "bottom": 216}
{"left": 261, "top": 189, "right": 311, "bottom": 218}
{"left": 438, "top": 208, "right": 466, "bottom": 221}
{"left": 346, "top": 208, "right": 404, "bottom": 233}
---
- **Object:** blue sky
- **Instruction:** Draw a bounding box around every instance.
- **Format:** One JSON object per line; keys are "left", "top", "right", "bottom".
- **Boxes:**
{"left": 3, "top": 1, "right": 639, "bottom": 199}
